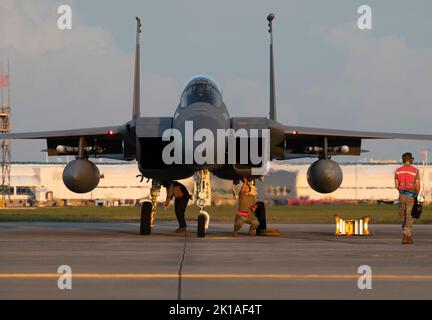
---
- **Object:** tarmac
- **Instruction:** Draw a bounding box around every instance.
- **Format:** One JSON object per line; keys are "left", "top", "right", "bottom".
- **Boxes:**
{"left": 0, "top": 221, "right": 432, "bottom": 299}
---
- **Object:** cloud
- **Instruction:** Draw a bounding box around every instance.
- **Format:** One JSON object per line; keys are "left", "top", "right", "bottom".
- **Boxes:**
{"left": 1, "top": 1, "right": 431, "bottom": 162}
{"left": 223, "top": 78, "right": 299, "bottom": 123}
{"left": 141, "top": 74, "right": 181, "bottom": 116}
{"left": 0, "top": 0, "right": 181, "bottom": 161}
{"left": 316, "top": 23, "right": 432, "bottom": 132}
{"left": 0, "top": 0, "right": 116, "bottom": 55}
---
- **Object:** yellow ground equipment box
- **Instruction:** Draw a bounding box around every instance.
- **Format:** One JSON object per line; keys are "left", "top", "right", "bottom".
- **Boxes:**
{"left": 335, "top": 216, "right": 370, "bottom": 236}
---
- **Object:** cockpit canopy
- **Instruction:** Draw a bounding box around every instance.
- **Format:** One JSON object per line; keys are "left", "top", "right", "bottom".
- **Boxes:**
{"left": 180, "top": 76, "right": 222, "bottom": 108}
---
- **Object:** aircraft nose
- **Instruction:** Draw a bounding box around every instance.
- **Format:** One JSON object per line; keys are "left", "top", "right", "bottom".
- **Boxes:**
{"left": 174, "top": 103, "right": 229, "bottom": 132}
{"left": 190, "top": 104, "right": 208, "bottom": 112}
{"left": 172, "top": 103, "right": 230, "bottom": 166}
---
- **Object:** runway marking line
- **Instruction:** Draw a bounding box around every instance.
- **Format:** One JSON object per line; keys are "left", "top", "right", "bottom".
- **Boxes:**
{"left": 1, "top": 274, "right": 432, "bottom": 280}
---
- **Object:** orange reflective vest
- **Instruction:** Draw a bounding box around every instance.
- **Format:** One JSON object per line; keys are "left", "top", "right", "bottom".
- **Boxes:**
{"left": 395, "top": 165, "right": 418, "bottom": 192}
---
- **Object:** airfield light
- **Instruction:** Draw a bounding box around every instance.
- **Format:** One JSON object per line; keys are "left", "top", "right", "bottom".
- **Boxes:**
{"left": 107, "top": 130, "right": 115, "bottom": 135}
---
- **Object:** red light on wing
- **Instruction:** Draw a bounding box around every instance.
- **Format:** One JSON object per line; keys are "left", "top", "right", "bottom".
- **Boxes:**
{"left": 107, "top": 130, "right": 116, "bottom": 135}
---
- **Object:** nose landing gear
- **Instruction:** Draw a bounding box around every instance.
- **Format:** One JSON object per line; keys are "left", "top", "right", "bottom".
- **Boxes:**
{"left": 195, "top": 169, "right": 211, "bottom": 238}
{"left": 138, "top": 171, "right": 213, "bottom": 238}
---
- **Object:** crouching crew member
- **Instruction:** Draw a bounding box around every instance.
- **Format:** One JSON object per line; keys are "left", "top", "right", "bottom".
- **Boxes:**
{"left": 233, "top": 178, "right": 260, "bottom": 237}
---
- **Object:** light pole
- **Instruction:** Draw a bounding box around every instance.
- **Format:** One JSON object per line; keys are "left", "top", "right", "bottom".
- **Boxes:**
{"left": 421, "top": 148, "right": 430, "bottom": 204}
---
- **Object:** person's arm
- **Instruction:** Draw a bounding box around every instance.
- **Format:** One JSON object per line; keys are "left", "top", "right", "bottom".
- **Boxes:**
{"left": 394, "top": 172, "right": 399, "bottom": 190}
{"left": 165, "top": 183, "right": 174, "bottom": 207}
{"left": 240, "top": 177, "right": 249, "bottom": 194}
{"left": 415, "top": 171, "right": 421, "bottom": 194}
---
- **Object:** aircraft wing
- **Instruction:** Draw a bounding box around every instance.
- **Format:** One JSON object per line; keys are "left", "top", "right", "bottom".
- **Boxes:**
{"left": 279, "top": 124, "right": 432, "bottom": 158}
{"left": 283, "top": 125, "right": 432, "bottom": 140}
{"left": 2, "top": 126, "right": 119, "bottom": 140}
{"left": 232, "top": 118, "right": 432, "bottom": 159}
{"left": 1, "top": 125, "right": 125, "bottom": 158}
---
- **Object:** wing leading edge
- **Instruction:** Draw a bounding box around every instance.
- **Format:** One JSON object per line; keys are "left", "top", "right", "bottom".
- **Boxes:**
{"left": 2, "top": 126, "right": 119, "bottom": 140}
{"left": 1, "top": 126, "right": 124, "bottom": 158}
{"left": 233, "top": 118, "right": 432, "bottom": 160}
{"left": 283, "top": 125, "right": 432, "bottom": 140}
{"left": 280, "top": 124, "right": 432, "bottom": 159}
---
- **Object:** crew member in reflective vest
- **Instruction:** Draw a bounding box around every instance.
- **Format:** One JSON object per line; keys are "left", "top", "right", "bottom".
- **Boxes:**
{"left": 395, "top": 152, "right": 420, "bottom": 244}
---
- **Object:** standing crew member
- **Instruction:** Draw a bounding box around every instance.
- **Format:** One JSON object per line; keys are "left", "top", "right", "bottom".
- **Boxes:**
{"left": 233, "top": 177, "right": 260, "bottom": 237}
{"left": 395, "top": 152, "right": 420, "bottom": 244}
{"left": 163, "top": 181, "right": 191, "bottom": 233}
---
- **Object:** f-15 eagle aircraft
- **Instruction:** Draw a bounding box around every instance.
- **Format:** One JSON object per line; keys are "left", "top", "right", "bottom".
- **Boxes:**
{"left": 4, "top": 15, "right": 432, "bottom": 237}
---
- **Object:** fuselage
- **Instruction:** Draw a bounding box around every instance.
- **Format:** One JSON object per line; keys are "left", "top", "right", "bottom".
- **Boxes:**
{"left": 173, "top": 76, "right": 230, "bottom": 169}
{"left": 137, "top": 76, "right": 233, "bottom": 181}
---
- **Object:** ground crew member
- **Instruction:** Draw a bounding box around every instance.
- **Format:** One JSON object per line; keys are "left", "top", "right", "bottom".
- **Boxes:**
{"left": 233, "top": 177, "right": 260, "bottom": 236}
{"left": 395, "top": 152, "right": 420, "bottom": 244}
{"left": 163, "top": 181, "right": 191, "bottom": 233}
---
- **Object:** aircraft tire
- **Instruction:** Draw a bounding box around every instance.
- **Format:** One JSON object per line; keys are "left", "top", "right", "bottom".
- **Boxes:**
{"left": 255, "top": 201, "right": 267, "bottom": 235}
{"left": 197, "top": 214, "right": 206, "bottom": 238}
{"left": 140, "top": 201, "right": 152, "bottom": 235}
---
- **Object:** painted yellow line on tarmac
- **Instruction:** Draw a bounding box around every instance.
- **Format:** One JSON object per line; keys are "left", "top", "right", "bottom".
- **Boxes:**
{"left": 0, "top": 273, "right": 432, "bottom": 280}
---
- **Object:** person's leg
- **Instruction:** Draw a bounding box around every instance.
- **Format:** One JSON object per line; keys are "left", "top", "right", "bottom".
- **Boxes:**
{"left": 404, "top": 196, "right": 414, "bottom": 243}
{"left": 174, "top": 196, "right": 188, "bottom": 229}
{"left": 246, "top": 215, "right": 260, "bottom": 236}
{"left": 399, "top": 195, "right": 407, "bottom": 241}
{"left": 233, "top": 215, "right": 245, "bottom": 235}
{"left": 255, "top": 201, "right": 267, "bottom": 233}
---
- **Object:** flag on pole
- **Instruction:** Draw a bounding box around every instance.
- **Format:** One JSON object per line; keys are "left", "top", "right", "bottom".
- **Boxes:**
{"left": 0, "top": 75, "right": 9, "bottom": 87}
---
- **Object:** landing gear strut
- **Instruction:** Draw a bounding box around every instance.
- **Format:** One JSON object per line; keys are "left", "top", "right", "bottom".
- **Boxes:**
{"left": 195, "top": 169, "right": 211, "bottom": 238}
{"left": 140, "top": 202, "right": 152, "bottom": 235}
{"left": 140, "top": 179, "right": 161, "bottom": 235}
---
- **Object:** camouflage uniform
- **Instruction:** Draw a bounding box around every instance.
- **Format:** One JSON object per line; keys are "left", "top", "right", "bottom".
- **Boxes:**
{"left": 399, "top": 194, "right": 414, "bottom": 237}
{"left": 233, "top": 213, "right": 260, "bottom": 235}
{"left": 234, "top": 192, "right": 259, "bottom": 235}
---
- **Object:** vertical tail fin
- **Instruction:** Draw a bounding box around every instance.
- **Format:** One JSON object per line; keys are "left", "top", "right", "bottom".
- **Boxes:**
{"left": 132, "top": 17, "right": 141, "bottom": 120}
{"left": 267, "top": 13, "right": 277, "bottom": 121}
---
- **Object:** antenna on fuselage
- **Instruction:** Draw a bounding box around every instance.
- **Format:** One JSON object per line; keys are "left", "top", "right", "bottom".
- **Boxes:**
{"left": 267, "top": 13, "right": 277, "bottom": 121}
{"left": 132, "top": 17, "right": 141, "bottom": 120}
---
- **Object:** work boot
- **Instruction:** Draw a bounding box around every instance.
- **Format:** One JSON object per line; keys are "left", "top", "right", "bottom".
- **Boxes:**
{"left": 175, "top": 227, "right": 186, "bottom": 233}
{"left": 402, "top": 235, "right": 414, "bottom": 244}
{"left": 232, "top": 231, "right": 238, "bottom": 237}
{"left": 248, "top": 229, "right": 256, "bottom": 237}
{"left": 406, "top": 236, "right": 414, "bottom": 244}
{"left": 259, "top": 228, "right": 281, "bottom": 237}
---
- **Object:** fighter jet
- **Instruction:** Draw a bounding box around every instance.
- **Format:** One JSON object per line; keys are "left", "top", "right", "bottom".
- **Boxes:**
{"left": 4, "top": 15, "right": 432, "bottom": 237}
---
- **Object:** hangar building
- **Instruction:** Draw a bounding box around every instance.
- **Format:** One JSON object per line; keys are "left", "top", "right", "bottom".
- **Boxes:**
{"left": 2, "top": 161, "right": 431, "bottom": 206}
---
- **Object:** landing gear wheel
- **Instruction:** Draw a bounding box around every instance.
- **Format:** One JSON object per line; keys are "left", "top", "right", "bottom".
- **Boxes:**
{"left": 197, "top": 214, "right": 206, "bottom": 238}
{"left": 140, "top": 201, "right": 152, "bottom": 235}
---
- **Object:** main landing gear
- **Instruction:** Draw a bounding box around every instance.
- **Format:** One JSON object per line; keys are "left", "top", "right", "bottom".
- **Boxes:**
{"left": 140, "top": 179, "right": 161, "bottom": 235}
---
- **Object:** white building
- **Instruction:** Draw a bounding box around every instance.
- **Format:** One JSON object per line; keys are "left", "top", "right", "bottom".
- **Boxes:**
{"left": 268, "top": 162, "right": 432, "bottom": 201}
{"left": 3, "top": 161, "right": 432, "bottom": 205}
{"left": 7, "top": 162, "right": 162, "bottom": 205}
